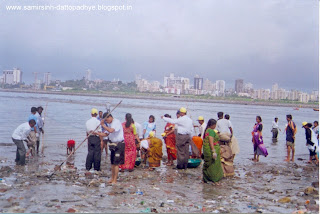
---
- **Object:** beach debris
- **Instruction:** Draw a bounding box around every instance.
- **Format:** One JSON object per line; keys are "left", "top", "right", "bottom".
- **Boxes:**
{"left": 54, "top": 165, "right": 62, "bottom": 171}
{"left": 61, "top": 200, "right": 82, "bottom": 203}
{"left": 278, "top": 197, "right": 291, "bottom": 203}
{"left": 140, "top": 208, "right": 151, "bottom": 213}
{"left": 85, "top": 172, "right": 94, "bottom": 179}
{"left": 304, "top": 187, "right": 318, "bottom": 195}
{"left": 136, "top": 191, "right": 143, "bottom": 195}
{"left": 67, "top": 208, "right": 77, "bottom": 213}
{"left": 45, "top": 202, "right": 54, "bottom": 207}
{"left": 292, "top": 210, "right": 307, "bottom": 214}
{"left": 151, "top": 208, "right": 158, "bottom": 213}
{"left": 311, "top": 181, "right": 319, "bottom": 188}
{"left": 269, "top": 189, "right": 277, "bottom": 194}
{"left": 0, "top": 188, "right": 8, "bottom": 193}
{"left": 88, "top": 179, "right": 100, "bottom": 187}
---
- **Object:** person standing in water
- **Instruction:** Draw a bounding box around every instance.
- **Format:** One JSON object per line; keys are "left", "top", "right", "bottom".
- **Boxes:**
{"left": 285, "top": 114, "right": 297, "bottom": 162}
{"left": 251, "top": 116, "right": 268, "bottom": 162}
{"left": 271, "top": 117, "right": 281, "bottom": 141}
{"left": 302, "top": 122, "right": 319, "bottom": 164}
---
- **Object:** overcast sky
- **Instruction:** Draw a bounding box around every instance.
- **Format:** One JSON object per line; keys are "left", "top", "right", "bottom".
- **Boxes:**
{"left": 0, "top": 0, "right": 318, "bottom": 91}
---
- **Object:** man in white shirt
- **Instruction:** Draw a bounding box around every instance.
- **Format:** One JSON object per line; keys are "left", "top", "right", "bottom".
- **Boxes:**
{"left": 216, "top": 112, "right": 233, "bottom": 143}
{"left": 162, "top": 107, "right": 195, "bottom": 169}
{"left": 85, "top": 108, "right": 102, "bottom": 171}
{"left": 195, "top": 116, "right": 206, "bottom": 138}
{"left": 12, "top": 119, "right": 36, "bottom": 165}
{"left": 271, "top": 117, "right": 281, "bottom": 140}
{"left": 100, "top": 114, "right": 124, "bottom": 184}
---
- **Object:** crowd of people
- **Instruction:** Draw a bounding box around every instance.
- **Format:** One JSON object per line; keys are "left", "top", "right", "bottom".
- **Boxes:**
{"left": 11, "top": 105, "right": 319, "bottom": 185}
{"left": 82, "top": 107, "right": 242, "bottom": 185}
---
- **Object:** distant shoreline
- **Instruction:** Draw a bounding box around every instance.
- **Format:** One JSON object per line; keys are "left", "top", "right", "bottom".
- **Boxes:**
{"left": 0, "top": 88, "right": 319, "bottom": 109}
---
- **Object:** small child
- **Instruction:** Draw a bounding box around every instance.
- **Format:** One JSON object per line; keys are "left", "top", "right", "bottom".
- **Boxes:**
{"left": 302, "top": 122, "right": 319, "bottom": 164}
{"left": 26, "top": 131, "right": 37, "bottom": 157}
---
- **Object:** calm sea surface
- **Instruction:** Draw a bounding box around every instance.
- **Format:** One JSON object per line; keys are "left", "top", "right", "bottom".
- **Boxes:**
{"left": 0, "top": 91, "right": 318, "bottom": 168}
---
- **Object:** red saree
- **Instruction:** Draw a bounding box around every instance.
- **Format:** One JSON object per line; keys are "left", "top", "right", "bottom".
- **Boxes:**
{"left": 164, "top": 123, "right": 177, "bottom": 160}
{"left": 119, "top": 123, "right": 137, "bottom": 170}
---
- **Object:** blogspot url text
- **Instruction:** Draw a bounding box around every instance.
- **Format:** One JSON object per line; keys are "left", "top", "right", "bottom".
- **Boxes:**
{"left": 6, "top": 5, "right": 133, "bottom": 12}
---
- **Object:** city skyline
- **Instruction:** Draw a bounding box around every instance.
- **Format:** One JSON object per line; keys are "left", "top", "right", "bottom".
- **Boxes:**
{"left": 0, "top": 0, "right": 318, "bottom": 92}
{"left": 1, "top": 68, "right": 319, "bottom": 94}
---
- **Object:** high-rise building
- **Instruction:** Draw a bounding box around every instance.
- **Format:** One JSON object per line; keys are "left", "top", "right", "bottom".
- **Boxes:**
{"left": 244, "top": 83, "right": 253, "bottom": 92}
{"left": 86, "top": 69, "right": 92, "bottom": 81}
{"left": 43, "top": 72, "right": 51, "bottom": 85}
{"left": 194, "top": 75, "right": 203, "bottom": 90}
{"left": 235, "top": 79, "right": 244, "bottom": 93}
{"left": 3, "top": 68, "right": 22, "bottom": 84}
{"left": 203, "top": 79, "right": 215, "bottom": 91}
{"left": 163, "top": 73, "right": 190, "bottom": 93}
{"left": 272, "top": 83, "right": 279, "bottom": 92}
{"left": 216, "top": 80, "right": 225, "bottom": 95}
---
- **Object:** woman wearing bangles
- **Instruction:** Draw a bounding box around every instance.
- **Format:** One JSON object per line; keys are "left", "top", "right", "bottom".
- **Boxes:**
{"left": 202, "top": 119, "right": 224, "bottom": 185}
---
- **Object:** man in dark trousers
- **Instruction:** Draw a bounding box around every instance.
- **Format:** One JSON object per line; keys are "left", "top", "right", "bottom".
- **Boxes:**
{"left": 85, "top": 108, "right": 102, "bottom": 171}
{"left": 12, "top": 119, "right": 36, "bottom": 166}
{"left": 162, "top": 107, "right": 196, "bottom": 169}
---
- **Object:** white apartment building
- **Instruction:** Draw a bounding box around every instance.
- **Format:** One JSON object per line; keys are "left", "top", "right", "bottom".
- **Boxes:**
{"left": 3, "top": 68, "right": 22, "bottom": 84}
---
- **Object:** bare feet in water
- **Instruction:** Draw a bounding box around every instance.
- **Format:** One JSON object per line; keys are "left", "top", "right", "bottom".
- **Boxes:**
{"left": 251, "top": 158, "right": 258, "bottom": 162}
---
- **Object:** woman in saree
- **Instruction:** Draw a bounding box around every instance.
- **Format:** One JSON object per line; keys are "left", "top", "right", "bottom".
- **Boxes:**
{"left": 162, "top": 114, "right": 177, "bottom": 166}
{"left": 251, "top": 116, "right": 268, "bottom": 162}
{"left": 202, "top": 119, "right": 224, "bottom": 184}
{"left": 147, "top": 131, "right": 163, "bottom": 170}
{"left": 119, "top": 113, "right": 137, "bottom": 171}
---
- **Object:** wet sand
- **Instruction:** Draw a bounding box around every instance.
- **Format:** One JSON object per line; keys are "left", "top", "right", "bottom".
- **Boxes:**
{"left": 0, "top": 153, "right": 319, "bottom": 213}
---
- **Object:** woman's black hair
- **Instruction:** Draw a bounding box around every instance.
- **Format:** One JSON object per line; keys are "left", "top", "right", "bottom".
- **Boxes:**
{"left": 125, "top": 113, "right": 133, "bottom": 128}
{"left": 164, "top": 114, "right": 171, "bottom": 118}
{"left": 256, "top": 116, "right": 262, "bottom": 122}
{"left": 149, "top": 115, "right": 155, "bottom": 122}
{"left": 203, "top": 118, "right": 217, "bottom": 140}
